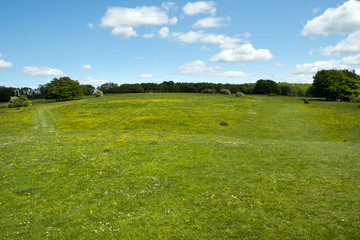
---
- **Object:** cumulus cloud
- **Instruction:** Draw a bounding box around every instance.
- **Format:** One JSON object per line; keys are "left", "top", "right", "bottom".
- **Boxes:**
{"left": 192, "top": 17, "right": 230, "bottom": 28}
{"left": 210, "top": 44, "right": 273, "bottom": 63}
{"left": 302, "top": 0, "right": 360, "bottom": 36}
{"left": 142, "top": 33, "right": 155, "bottom": 38}
{"left": 170, "top": 30, "right": 272, "bottom": 63}
{"left": 213, "top": 71, "right": 252, "bottom": 78}
{"left": 22, "top": 66, "right": 64, "bottom": 76}
{"left": 275, "top": 63, "right": 286, "bottom": 68}
{"left": 0, "top": 59, "right": 12, "bottom": 68}
{"left": 183, "top": 1, "right": 216, "bottom": 15}
{"left": 177, "top": 60, "right": 209, "bottom": 74}
{"left": 171, "top": 30, "right": 241, "bottom": 49}
{"left": 176, "top": 60, "right": 251, "bottom": 77}
{"left": 322, "top": 31, "right": 360, "bottom": 55}
{"left": 161, "top": 2, "right": 178, "bottom": 11}
{"left": 138, "top": 73, "right": 163, "bottom": 82}
{"left": 82, "top": 64, "right": 92, "bottom": 70}
{"left": 159, "top": 27, "right": 170, "bottom": 38}
{"left": 87, "top": 23, "right": 94, "bottom": 28}
{"left": 101, "top": 6, "right": 177, "bottom": 38}
{"left": 77, "top": 76, "right": 107, "bottom": 86}
{"left": 290, "top": 54, "right": 360, "bottom": 74}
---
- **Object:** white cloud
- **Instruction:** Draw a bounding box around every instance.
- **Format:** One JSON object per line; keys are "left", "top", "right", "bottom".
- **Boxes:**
{"left": 138, "top": 73, "right": 163, "bottom": 82}
{"left": 159, "top": 27, "right": 170, "bottom": 38}
{"left": 170, "top": 30, "right": 272, "bottom": 63}
{"left": 176, "top": 60, "right": 251, "bottom": 77}
{"left": 101, "top": 6, "right": 176, "bottom": 38}
{"left": 213, "top": 71, "right": 252, "bottom": 78}
{"left": 183, "top": 1, "right": 216, "bottom": 15}
{"left": 322, "top": 31, "right": 360, "bottom": 55}
{"left": 278, "top": 74, "right": 314, "bottom": 83}
{"left": 87, "top": 23, "right": 94, "bottom": 28}
{"left": 312, "top": 7, "right": 320, "bottom": 14}
{"left": 171, "top": 30, "right": 241, "bottom": 49}
{"left": 177, "top": 60, "right": 209, "bottom": 74}
{"left": 290, "top": 54, "right": 360, "bottom": 74}
{"left": 161, "top": 2, "right": 177, "bottom": 11}
{"left": 0, "top": 53, "right": 2, "bottom": 57}
{"left": 82, "top": 64, "right": 92, "bottom": 70}
{"left": 133, "top": 56, "right": 144, "bottom": 60}
{"left": 210, "top": 44, "right": 273, "bottom": 63}
{"left": 77, "top": 76, "right": 107, "bottom": 86}
{"left": 111, "top": 26, "right": 137, "bottom": 38}
{"left": 192, "top": 17, "right": 230, "bottom": 28}
{"left": 302, "top": 0, "right": 360, "bottom": 36}
{"left": 22, "top": 66, "right": 64, "bottom": 76}
{"left": 0, "top": 59, "right": 12, "bottom": 68}
{"left": 142, "top": 33, "right": 155, "bottom": 38}
{"left": 275, "top": 63, "right": 286, "bottom": 68}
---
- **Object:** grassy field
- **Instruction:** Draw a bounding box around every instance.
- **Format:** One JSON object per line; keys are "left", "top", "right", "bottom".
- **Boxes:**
{"left": 0, "top": 93, "right": 359, "bottom": 239}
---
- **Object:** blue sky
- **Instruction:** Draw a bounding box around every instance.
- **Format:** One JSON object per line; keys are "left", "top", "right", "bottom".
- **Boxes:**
{"left": 1, "top": 0, "right": 360, "bottom": 88}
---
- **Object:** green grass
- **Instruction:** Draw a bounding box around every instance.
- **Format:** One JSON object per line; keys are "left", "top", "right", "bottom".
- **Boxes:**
{"left": 0, "top": 93, "right": 359, "bottom": 239}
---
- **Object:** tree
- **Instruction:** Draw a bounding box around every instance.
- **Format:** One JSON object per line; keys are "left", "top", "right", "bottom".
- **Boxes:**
{"left": 45, "top": 77, "right": 84, "bottom": 101}
{"left": 0, "top": 86, "right": 16, "bottom": 102}
{"left": 81, "top": 84, "right": 95, "bottom": 95}
{"left": 311, "top": 69, "right": 360, "bottom": 101}
{"left": 254, "top": 80, "right": 281, "bottom": 95}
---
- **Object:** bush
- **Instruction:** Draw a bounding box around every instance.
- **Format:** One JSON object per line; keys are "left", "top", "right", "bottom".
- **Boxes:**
{"left": 8, "top": 95, "right": 31, "bottom": 108}
{"left": 235, "top": 92, "right": 244, "bottom": 97}
{"left": 203, "top": 88, "right": 216, "bottom": 94}
{"left": 303, "top": 99, "right": 310, "bottom": 104}
{"left": 268, "top": 93, "right": 277, "bottom": 96}
{"left": 349, "top": 95, "right": 360, "bottom": 103}
{"left": 95, "top": 90, "right": 103, "bottom": 97}
{"left": 220, "top": 121, "right": 229, "bottom": 126}
{"left": 220, "top": 89, "right": 231, "bottom": 95}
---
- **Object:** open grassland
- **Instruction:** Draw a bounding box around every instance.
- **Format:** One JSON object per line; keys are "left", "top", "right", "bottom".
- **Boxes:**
{"left": 0, "top": 93, "right": 359, "bottom": 239}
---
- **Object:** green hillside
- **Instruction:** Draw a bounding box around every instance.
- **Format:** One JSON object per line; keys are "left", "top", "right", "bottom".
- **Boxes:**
{"left": 1, "top": 93, "right": 359, "bottom": 239}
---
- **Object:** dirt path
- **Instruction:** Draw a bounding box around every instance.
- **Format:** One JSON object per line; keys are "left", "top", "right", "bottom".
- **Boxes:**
{"left": 33, "top": 105, "right": 60, "bottom": 135}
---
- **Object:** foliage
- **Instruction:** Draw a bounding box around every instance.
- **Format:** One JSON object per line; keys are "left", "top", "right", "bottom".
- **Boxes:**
{"left": 220, "top": 89, "right": 231, "bottom": 95}
{"left": 8, "top": 95, "right": 31, "bottom": 108}
{"left": 43, "top": 77, "right": 84, "bottom": 101}
{"left": 235, "top": 92, "right": 245, "bottom": 97}
{"left": 80, "top": 84, "right": 95, "bottom": 95}
{"left": 348, "top": 95, "right": 360, "bottom": 103}
{"left": 0, "top": 86, "right": 16, "bottom": 102}
{"left": 95, "top": 89, "right": 103, "bottom": 97}
{"left": 278, "top": 82, "right": 311, "bottom": 97}
{"left": 310, "top": 69, "right": 360, "bottom": 101}
{"left": 254, "top": 79, "right": 281, "bottom": 95}
{"left": 304, "top": 99, "right": 310, "bottom": 104}
{"left": 203, "top": 88, "right": 216, "bottom": 94}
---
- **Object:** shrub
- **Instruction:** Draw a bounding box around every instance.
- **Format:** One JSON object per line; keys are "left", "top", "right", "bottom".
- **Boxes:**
{"left": 203, "top": 88, "right": 216, "bottom": 94}
{"left": 95, "top": 90, "right": 103, "bottom": 97}
{"left": 220, "top": 89, "right": 231, "bottom": 95}
{"left": 235, "top": 92, "right": 245, "bottom": 97}
{"left": 268, "top": 93, "right": 277, "bottom": 96}
{"left": 303, "top": 99, "right": 310, "bottom": 104}
{"left": 349, "top": 95, "right": 360, "bottom": 103}
{"left": 220, "top": 121, "right": 229, "bottom": 126}
{"left": 8, "top": 95, "right": 31, "bottom": 108}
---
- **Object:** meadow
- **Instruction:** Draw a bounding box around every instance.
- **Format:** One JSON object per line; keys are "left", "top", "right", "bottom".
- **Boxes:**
{"left": 0, "top": 93, "right": 359, "bottom": 239}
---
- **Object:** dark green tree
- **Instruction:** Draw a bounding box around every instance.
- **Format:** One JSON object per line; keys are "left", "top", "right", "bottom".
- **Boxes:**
{"left": 0, "top": 86, "right": 16, "bottom": 102}
{"left": 80, "top": 84, "right": 95, "bottom": 95}
{"left": 45, "top": 77, "right": 84, "bottom": 101}
{"left": 254, "top": 80, "right": 281, "bottom": 95}
{"left": 310, "top": 69, "right": 360, "bottom": 101}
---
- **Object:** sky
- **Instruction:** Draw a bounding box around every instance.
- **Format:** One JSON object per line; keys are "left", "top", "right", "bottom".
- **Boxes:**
{"left": 1, "top": 0, "right": 360, "bottom": 88}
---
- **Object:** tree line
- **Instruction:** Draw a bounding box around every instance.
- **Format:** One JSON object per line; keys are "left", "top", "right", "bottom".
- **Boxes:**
{"left": 1, "top": 69, "right": 359, "bottom": 102}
